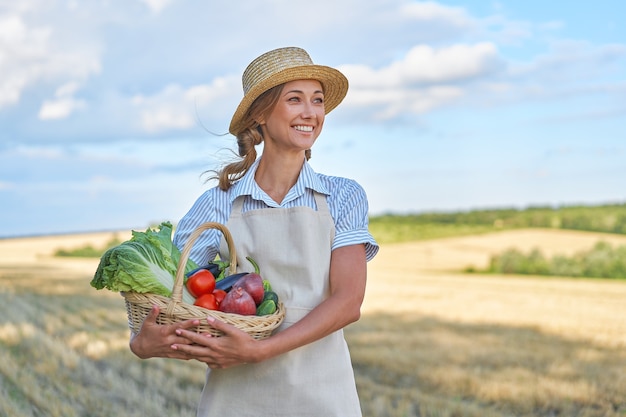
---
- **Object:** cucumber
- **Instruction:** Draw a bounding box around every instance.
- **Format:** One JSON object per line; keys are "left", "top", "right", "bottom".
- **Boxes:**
{"left": 262, "top": 291, "right": 279, "bottom": 304}
{"left": 256, "top": 300, "right": 277, "bottom": 316}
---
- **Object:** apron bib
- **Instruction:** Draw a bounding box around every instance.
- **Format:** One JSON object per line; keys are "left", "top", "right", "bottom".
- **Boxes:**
{"left": 196, "top": 192, "right": 362, "bottom": 417}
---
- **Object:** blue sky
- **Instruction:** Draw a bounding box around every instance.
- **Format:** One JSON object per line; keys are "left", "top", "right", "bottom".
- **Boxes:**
{"left": 1, "top": 0, "right": 625, "bottom": 237}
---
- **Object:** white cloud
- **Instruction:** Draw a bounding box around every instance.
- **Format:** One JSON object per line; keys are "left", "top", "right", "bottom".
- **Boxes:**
{"left": 139, "top": 107, "right": 195, "bottom": 133}
{"left": 401, "top": 1, "right": 472, "bottom": 28}
{"left": 0, "top": 14, "right": 51, "bottom": 107}
{"left": 0, "top": 9, "right": 100, "bottom": 110}
{"left": 340, "top": 42, "right": 501, "bottom": 118}
{"left": 345, "top": 85, "right": 463, "bottom": 120}
{"left": 38, "top": 97, "right": 86, "bottom": 120}
{"left": 131, "top": 76, "right": 239, "bottom": 133}
{"left": 138, "top": 0, "right": 174, "bottom": 14}
{"left": 500, "top": 40, "right": 626, "bottom": 105}
{"left": 398, "top": 42, "right": 501, "bottom": 83}
{"left": 38, "top": 81, "right": 86, "bottom": 120}
{"left": 132, "top": 84, "right": 199, "bottom": 133}
{"left": 185, "top": 76, "right": 237, "bottom": 106}
{"left": 55, "top": 81, "right": 81, "bottom": 97}
{"left": 344, "top": 42, "right": 500, "bottom": 88}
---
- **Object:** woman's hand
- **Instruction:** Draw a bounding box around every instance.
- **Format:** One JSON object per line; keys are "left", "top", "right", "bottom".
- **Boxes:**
{"left": 172, "top": 317, "right": 263, "bottom": 369}
{"left": 129, "top": 305, "right": 201, "bottom": 360}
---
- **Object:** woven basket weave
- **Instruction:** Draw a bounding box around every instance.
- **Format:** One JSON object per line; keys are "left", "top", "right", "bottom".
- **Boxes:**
{"left": 122, "top": 222, "right": 285, "bottom": 340}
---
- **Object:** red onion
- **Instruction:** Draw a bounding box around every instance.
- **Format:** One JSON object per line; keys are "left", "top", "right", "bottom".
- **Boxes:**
{"left": 234, "top": 273, "right": 265, "bottom": 305}
{"left": 218, "top": 286, "right": 257, "bottom": 315}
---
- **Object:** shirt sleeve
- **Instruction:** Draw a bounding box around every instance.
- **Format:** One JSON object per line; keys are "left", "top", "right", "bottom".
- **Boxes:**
{"left": 173, "top": 189, "right": 223, "bottom": 266}
{"left": 330, "top": 179, "right": 379, "bottom": 261}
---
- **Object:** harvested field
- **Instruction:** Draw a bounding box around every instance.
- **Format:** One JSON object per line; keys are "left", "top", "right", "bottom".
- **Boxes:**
{"left": 1, "top": 228, "right": 625, "bottom": 416}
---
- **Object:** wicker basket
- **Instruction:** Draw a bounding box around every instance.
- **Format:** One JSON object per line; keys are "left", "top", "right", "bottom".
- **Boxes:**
{"left": 122, "top": 222, "right": 285, "bottom": 340}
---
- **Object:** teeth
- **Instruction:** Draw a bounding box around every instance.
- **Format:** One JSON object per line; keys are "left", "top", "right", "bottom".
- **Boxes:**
{"left": 294, "top": 125, "right": 313, "bottom": 132}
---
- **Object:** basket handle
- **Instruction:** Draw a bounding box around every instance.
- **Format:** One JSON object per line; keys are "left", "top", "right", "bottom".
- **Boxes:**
{"left": 171, "top": 222, "right": 238, "bottom": 302}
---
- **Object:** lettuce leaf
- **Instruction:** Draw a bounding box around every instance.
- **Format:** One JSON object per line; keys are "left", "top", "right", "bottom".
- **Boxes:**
{"left": 91, "top": 221, "right": 198, "bottom": 304}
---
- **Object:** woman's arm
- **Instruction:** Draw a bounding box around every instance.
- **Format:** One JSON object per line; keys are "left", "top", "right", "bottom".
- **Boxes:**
{"left": 171, "top": 243, "right": 367, "bottom": 368}
{"left": 260, "top": 243, "right": 367, "bottom": 354}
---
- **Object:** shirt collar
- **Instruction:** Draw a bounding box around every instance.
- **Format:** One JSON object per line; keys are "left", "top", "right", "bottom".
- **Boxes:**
{"left": 229, "top": 157, "right": 329, "bottom": 206}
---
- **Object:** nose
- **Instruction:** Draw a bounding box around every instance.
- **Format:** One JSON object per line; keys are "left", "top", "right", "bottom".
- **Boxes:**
{"left": 301, "top": 102, "right": 317, "bottom": 119}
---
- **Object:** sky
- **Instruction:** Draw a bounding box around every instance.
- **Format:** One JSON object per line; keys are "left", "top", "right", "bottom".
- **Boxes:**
{"left": 1, "top": 0, "right": 625, "bottom": 238}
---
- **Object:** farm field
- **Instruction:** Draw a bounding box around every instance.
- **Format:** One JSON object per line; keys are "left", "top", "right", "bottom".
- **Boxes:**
{"left": 1, "top": 228, "right": 626, "bottom": 416}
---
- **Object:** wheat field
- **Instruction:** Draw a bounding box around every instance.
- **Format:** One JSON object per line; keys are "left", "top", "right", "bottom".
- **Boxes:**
{"left": 1, "top": 228, "right": 625, "bottom": 416}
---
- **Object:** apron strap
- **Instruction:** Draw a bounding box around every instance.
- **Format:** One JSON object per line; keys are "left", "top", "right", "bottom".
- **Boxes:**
{"left": 230, "top": 195, "right": 245, "bottom": 218}
{"left": 313, "top": 192, "right": 330, "bottom": 214}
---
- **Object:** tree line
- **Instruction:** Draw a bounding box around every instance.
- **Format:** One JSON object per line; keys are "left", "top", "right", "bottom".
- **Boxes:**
{"left": 369, "top": 202, "right": 626, "bottom": 243}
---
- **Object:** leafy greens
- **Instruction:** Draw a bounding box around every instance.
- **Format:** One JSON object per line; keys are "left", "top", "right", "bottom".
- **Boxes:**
{"left": 91, "top": 221, "right": 198, "bottom": 304}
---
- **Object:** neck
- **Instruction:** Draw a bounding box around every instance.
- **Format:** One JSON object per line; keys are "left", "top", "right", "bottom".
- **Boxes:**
{"left": 255, "top": 152, "right": 305, "bottom": 204}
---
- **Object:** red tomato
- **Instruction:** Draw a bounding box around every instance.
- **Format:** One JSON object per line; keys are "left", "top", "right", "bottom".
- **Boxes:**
{"left": 213, "top": 289, "right": 227, "bottom": 305}
{"left": 194, "top": 293, "right": 218, "bottom": 310}
{"left": 186, "top": 269, "right": 216, "bottom": 297}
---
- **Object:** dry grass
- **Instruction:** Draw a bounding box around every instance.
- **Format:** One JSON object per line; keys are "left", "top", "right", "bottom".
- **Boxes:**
{"left": 1, "top": 229, "right": 626, "bottom": 416}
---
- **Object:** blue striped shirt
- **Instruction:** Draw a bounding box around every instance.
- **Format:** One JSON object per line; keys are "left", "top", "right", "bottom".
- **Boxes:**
{"left": 173, "top": 158, "right": 379, "bottom": 265}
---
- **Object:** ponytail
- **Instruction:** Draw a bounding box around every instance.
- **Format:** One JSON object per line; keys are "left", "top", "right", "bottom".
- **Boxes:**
{"left": 216, "top": 125, "right": 263, "bottom": 190}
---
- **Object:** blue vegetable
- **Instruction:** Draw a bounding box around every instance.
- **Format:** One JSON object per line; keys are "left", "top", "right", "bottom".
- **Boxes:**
{"left": 186, "top": 262, "right": 221, "bottom": 279}
{"left": 214, "top": 272, "right": 249, "bottom": 292}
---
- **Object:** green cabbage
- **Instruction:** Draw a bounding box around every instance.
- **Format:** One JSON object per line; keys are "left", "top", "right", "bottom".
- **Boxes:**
{"left": 91, "top": 221, "right": 198, "bottom": 304}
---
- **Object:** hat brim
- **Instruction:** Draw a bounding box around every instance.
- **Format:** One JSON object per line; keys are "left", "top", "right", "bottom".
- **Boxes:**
{"left": 229, "top": 64, "right": 348, "bottom": 136}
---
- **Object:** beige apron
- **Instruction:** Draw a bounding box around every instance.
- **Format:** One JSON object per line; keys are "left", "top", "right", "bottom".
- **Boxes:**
{"left": 196, "top": 192, "right": 362, "bottom": 417}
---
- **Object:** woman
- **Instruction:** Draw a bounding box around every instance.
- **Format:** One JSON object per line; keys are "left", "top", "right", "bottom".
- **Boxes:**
{"left": 129, "top": 47, "right": 379, "bottom": 416}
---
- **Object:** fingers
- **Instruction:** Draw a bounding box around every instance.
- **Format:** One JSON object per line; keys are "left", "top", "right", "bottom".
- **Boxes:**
{"left": 175, "top": 328, "right": 211, "bottom": 345}
{"left": 204, "top": 316, "right": 242, "bottom": 337}
{"left": 176, "top": 317, "right": 202, "bottom": 330}
{"left": 172, "top": 318, "right": 228, "bottom": 353}
{"left": 144, "top": 305, "right": 160, "bottom": 324}
{"left": 204, "top": 316, "right": 226, "bottom": 333}
{"left": 172, "top": 318, "right": 222, "bottom": 349}
{"left": 175, "top": 317, "right": 232, "bottom": 341}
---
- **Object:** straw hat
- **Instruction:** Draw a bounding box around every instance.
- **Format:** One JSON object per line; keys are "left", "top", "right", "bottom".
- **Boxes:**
{"left": 229, "top": 47, "right": 349, "bottom": 136}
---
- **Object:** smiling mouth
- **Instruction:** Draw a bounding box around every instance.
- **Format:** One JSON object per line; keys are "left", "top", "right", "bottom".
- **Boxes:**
{"left": 294, "top": 125, "right": 313, "bottom": 132}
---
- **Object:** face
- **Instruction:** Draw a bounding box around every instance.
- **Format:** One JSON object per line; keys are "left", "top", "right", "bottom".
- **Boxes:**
{"left": 259, "top": 79, "right": 325, "bottom": 156}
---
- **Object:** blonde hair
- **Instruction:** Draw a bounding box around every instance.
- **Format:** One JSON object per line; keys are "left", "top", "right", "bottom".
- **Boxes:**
{"left": 213, "top": 83, "right": 312, "bottom": 190}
